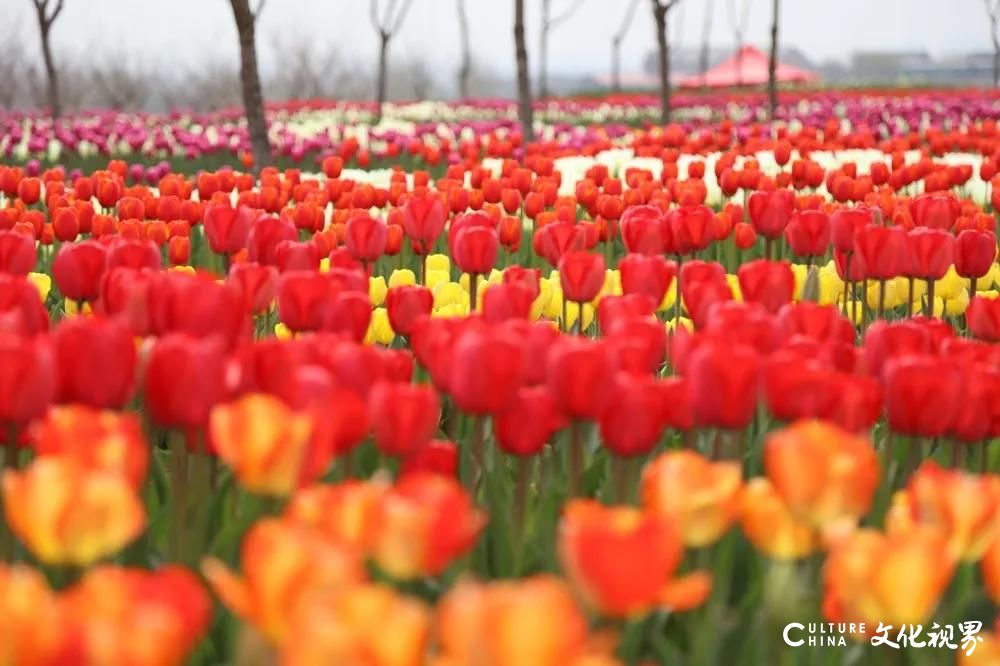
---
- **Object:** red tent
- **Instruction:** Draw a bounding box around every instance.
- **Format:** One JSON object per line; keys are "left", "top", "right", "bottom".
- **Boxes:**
{"left": 678, "top": 46, "right": 819, "bottom": 88}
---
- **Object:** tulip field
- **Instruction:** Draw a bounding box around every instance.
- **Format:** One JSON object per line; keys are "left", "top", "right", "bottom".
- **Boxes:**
{"left": 4, "top": 89, "right": 1000, "bottom": 665}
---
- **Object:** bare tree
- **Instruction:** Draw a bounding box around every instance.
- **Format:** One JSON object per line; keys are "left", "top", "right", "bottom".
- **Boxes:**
{"left": 538, "top": 0, "right": 585, "bottom": 99}
{"left": 30, "top": 0, "right": 64, "bottom": 119}
{"left": 610, "top": 0, "right": 640, "bottom": 94}
{"left": 698, "top": 0, "right": 715, "bottom": 86}
{"left": 228, "top": 0, "right": 272, "bottom": 169}
{"left": 651, "top": 0, "right": 683, "bottom": 124}
{"left": 514, "top": 0, "right": 534, "bottom": 141}
{"left": 456, "top": 0, "right": 472, "bottom": 99}
{"left": 768, "top": 0, "right": 779, "bottom": 119}
{"left": 370, "top": 0, "right": 414, "bottom": 123}
{"left": 726, "top": 0, "right": 753, "bottom": 86}
{"left": 987, "top": 0, "right": 1000, "bottom": 87}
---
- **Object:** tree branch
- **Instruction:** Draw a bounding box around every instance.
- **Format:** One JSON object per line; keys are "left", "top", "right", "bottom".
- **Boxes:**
{"left": 390, "top": 0, "right": 414, "bottom": 35}
{"left": 550, "top": 0, "right": 585, "bottom": 29}
{"left": 48, "top": 0, "right": 64, "bottom": 23}
{"left": 614, "top": 0, "right": 641, "bottom": 42}
{"left": 370, "top": 0, "right": 382, "bottom": 33}
{"left": 252, "top": 0, "right": 266, "bottom": 22}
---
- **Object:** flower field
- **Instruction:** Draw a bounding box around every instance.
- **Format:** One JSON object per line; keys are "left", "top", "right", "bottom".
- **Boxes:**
{"left": 3, "top": 89, "right": 1000, "bottom": 664}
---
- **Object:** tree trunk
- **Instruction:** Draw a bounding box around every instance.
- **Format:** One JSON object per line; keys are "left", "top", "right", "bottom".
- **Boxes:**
{"left": 768, "top": 0, "right": 779, "bottom": 120}
{"left": 39, "top": 23, "right": 61, "bottom": 119}
{"left": 653, "top": 1, "right": 671, "bottom": 124}
{"left": 699, "top": 0, "right": 714, "bottom": 87}
{"left": 539, "top": 0, "right": 550, "bottom": 99}
{"left": 230, "top": 0, "right": 272, "bottom": 169}
{"left": 456, "top": 0, "right": 471, "bottom": 99}
{"left": 611, "top": 38, "right": 622, "bottom": 94}
{"left": 514, "top": 0, "right": 535, "bottom": 142}
{"left": 375, "top": 33, "right": 389, "bottom": 123}
{"left": 993, "top": 17, "right": 1000, "bottom": 87}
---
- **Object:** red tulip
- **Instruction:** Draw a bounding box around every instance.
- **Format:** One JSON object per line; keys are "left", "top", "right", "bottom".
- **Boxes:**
{"left": 345, "top": 213, "right": 387, "bottom": 264}
{"left": 954, "top": 229, "right": 997, "bottom": 280}
{"left": 203, "top": 205, "right": 252, "bottom": 255}
{"left": 50, "top": 206, "right": 79, "bottom": 242}
{"left": 558, "top": 251, "right": 605, "bottom": 303}
{"left": 368, "top": 381, "right": 440, "bottom": 457}
{"left": 747, "top": 188, "right": 794, "bottom": 240}
{"left": 784, "top": 210, "right": 830, "bottom": 258}
{"left": 401, "top": 440, "right": 458, "bottom": 478}
{"left": 278, "top": 271, "right": 344, "bottom": 333}
{"left": 669, "top": 205, "right": 714, "bottom": 254}
{"left": 619, "top": 205, "right": 667, "bottom": 255}
{"left": 143, "top": 334, "right": 228, "bottom": 434}
{"left": 385, "top": 285, "right": 434, "bottom": 337}
{"left": 907, "top": 228, "right": 955, "bottom": 280}
{"left": 618, "top": 254, "right": 676, "bottom": 310}
{"left": 52, "top": 317, "right": 136, "bottom": 409}
{"left": 599, "top": 373, "right": 664, "bottom": 456}
{"left": 0, "top": 274, "right": 49, "bottom": 335}
{"left": 148, "top": 271, "right": 248, "bottom": 349}
{"left": 452, "top": 225, "right": 499, "bottom": 276}
{"left": 52, "top": 240, "right": 107, "bottom": 303}
{"left": 320, "top": 291, "right": 372, "bottom": 342}
{"left": 968, "top": 296, "right": 1000, "bottom": 342}
{"left": 863, "top": 320, "right": 933, "bottom": 377}
{"left": 449, "top": 326, "right": 524, "bottom": 415}
{"left": 494, "top": 386, "right": 564, "bottom": 456}
{"left": 274, "top": 240, "right": 321, "bottom": 273}
{"left": 502, "top": 266, "right": 541, "bottom": 300}
{"left": 402, "top": 194, "right": 446, "bottom": 253}
{"left": 535, "top": 221, "right": 585, "bottom": 267}
{"left": 736, "top": 260, "right": 794, "bottom": 314}
{"left": 687, "top": 341, "right": 759, "bottom": 429}
{"left": 0, "top": 334, "right": 54, "bottom": 424}
{"left": 605, "top": 315, "right": 667, "bottom": 375}
{"left": 910, "top": 193, "right": 959, "bottom": 230}
{"left": 481, "top": 282, "right": 534, "bottom": 322}
{"left": 702, "top": 301, "right": 781, "bottom": 355}
{"left": 546, "top": 337, "right": 618, "bottom": 420}
{"left": 777, "top": 302, "right": 853, "bottom": 345}
{"left": 949, "top": 362, "right": 999, "bottom": 443}
{"left": 0, "top": 230, "right": 36, "bottom": 275}
{"left": 247, "top": 215, "right": 298, "bottom": 266}
{"left": 830, "top": 208, "right": 872, "bottom": 253}
{"left": 853, "top": 224, "right": 907, "bottom": 280}
{"left": 228, "top": 262, "right": 279, "bottom": 315}
{"left": 107, "top": 239, "right": 161, "bottom": 271}
{"left": 883, "top": 355, "right": 961, "bottom": 437}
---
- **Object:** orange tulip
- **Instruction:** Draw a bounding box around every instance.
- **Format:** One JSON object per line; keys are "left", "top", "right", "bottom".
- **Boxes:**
{"left": 32, "top": 405, "right": 149, "bottom": 489}
{"left": 0, "top": 564, "right": 65, "bottom": 665}
{"left": 765, "top": 420, "right": 879, "bottom": 539}
{"left": 371, "top": 473, "right": 485, "bottom": 580}
{"left": 210, "top": 393, "right": 323, "bottom": 497}
{"left": 281, "top": 583, "right": 431, "bottom": 666}
{"left": 981, "top": 537, "right": 1000, "bottom": 604}
{"left": 739, "top": 477, "right": 818, "bottom": 560}
{"left": 558, "top": 499, "right": 711, "bottom": 617}
{"left": 59, "top": 565, "right": 211, "bottom": 666}
{"left": 640, "top": 450, "right": 742, "bottom": 547}
{"left": 435, "top": 576, "right": 606, "bottom": 666}
{"left": 284, "top": 479, "right": 389, "bottom": 553}
{"left": 886, "top": 462, "right": 1000, "bottom": 562}
{"left": 3, "top": 457, "right": 145, "bottom": 566}
{"left": 202, "top": 518, "right": 365, "bottom": 643}
{"left": 822, "top": 528, "right": 954, "bottom": 628}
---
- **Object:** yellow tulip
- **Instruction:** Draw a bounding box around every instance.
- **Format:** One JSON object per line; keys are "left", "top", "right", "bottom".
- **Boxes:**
{"left": 839, "top": 301, "right": 864, "bottom": 327}
{"left": 319, "top": 257, "right": 330, "bottom": 273}
{"left": 725, "top": 274, "right": 743, "bottom": 302}
{"left": 487, "top": 268, "right": 505, "bottom": 284}
{"left": 275, "top": 322, "right": 293, "bottom": 340}
{"left": 425, "top": 269, "right": 450, "bottom": 291}
{"left": 908, "top": 296, "right": 944, "bottom": 318}
{"left": 531, "top": 278, "right": 553, "bottom": 320}
{"left": 433, "top": 281, "right": 467, "bottom": 310}
{"left": 790, "top": 264, "right": 808, "bottom": 301}
{"left": 426, "top": 254, "right": 450, "bottom": 273}
{"left": 169, "top": 265, "right": 196, "bottom": 275}
{"left": 817, "top": 271, "right": 844, "bottom": 307}
{"left": 365, "top": 308, "right": 394, "bottom": 345}
{"left": 665, "top": 317, "right": 694, "bottom": 334}
{"left": 543, "top": 286, "right": 564, "bottom": 320}
{"left": 64, "top": 299, "right": 93, "bottom": 316}
{"left": 590, "top": 269, "right": 621, "bottom": 306}
{"left": 944, "top": 290, "right": 969, "bottom": 317}
{"left": 982, "top": 290, "right": 1000, "bottom": 300}
{"left": 433, "top": 302, "right": 468, "bottom": 318}
{"left": 459, "top": 273, "right": 487, "bottom": 294}
{"left": 934, "top": 266, "right": 966, "bottom": 301}
{"left": 389, "top": 268, "right": 416, "bottom": 288}
{"left": 368, "top": 276, "right": 388, "bottom": 307}
{"left": 866, "top": 279, "right": 903, "bottom": 310}
{"left": 27, "top": 273, "right": 51, "bottom": 301}
{"left": 563, "top": 301, "right": 594, "bottom": 332}
{"left": 657, "top": 281, "right": 678, "bottom": 313}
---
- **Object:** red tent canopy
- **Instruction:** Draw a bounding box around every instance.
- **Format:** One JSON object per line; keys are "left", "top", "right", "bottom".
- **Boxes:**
{"left": 678, "top": 46, "right": 819, "bottom": 88}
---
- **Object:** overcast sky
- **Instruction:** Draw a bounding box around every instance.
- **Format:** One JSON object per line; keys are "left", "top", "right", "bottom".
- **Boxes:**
{"left": 6, "top": 0, "right": 991, "bottom": 80}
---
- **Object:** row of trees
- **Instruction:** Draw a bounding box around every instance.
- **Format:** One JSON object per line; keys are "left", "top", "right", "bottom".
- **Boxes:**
{"left": 22, "top": 0, "right": 787, "bottom": 168}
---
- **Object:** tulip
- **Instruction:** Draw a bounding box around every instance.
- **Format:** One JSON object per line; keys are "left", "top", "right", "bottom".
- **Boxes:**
{"left": 274, "top": 239, "right": 321, "bottom": 273}
{"left": 229, "top": 261, "right": 278, "bottom": 315}
{"left": 345, "top": 213, "right": 388, "bottom": 265}
{"left": 830, "top": 208, "right": 872, "bottom": 253}
{"left": 202, "top": 518, "right": 366, "bottom": 642}
{"left": 535, "top": 221, "right": 585, "bottom": 267}
{"left": 494, "top": 386, "right": 564, "bottom": 457}
{"left": 0, "top": 334, "right": 54, "bottom": 426}
{"left": 822, "top": 528, "right": 953, "bottom": 627}
{"left": 687, "top": 341, "right": 759, "bottom": 431}
{"left": 436, "top": 576, "right": 597, "bottom": 666}
{"left": 908, "top": 228, "right": 955, "bottom": 315}
{"left": 558, "top": 250, "right": 606, "bottom": 309}
{"left": 784, "top": 210, "right": 830, "bottom": 261}
{"left": 401, "top": 439, "right": 458, "bottom": 479}
{"left": 641, "top": 450, "right": 742, "bottom": 547}
{"left": 449, "top": 326, "right": 524, "bottom": 415}
{"left": 853, "top": 224, "right": 907, "bottom": 316}
{"left": 50, "top": 206, "right": 79, "bottom": 242}
{"left": 107, "top": 238, "right": 161, "bottom": 271}
{"left": 3, "top": 457, "right": 144, "bottom": 566}
{"left": 0, "top": 230, "right": 36, "bottom": 275}
{"left": 883, "top": 355, "right": 961, "bottom": 438}
{"left": 668, "top": 205, "right": 715, "bottom": 255}
{"left": 385, "top": 285, "right": 433, "bottom": 337}
{"left": 148, "top": 271, "right": 248, "bottom": 349}
{"left": 452, "top": 224, "right": 499, "bottom": 276}
{"left": 910, "top": 193, "right": 959, "bottom": 230}
{"left": 968, "top": 295, "right": 1000, "bottom": 342}
{"left": 284, "top": 479, "right": 388, "bottom": 551}
{"left": 482, "top": 281, "right": 535, "bottom": 322}
{"left": 368, "top": 381, "right": 440, "bottom": 457}
{"left": 143, "top": 335, "right": 228, "bottom": 435}
{"left": 52, "top": 316, "right": 136, "bottom": 410}
{"left": 777, "top": 301, "right": 854, "bottom": 344}
{"left": 247, "top": 215, "right": 298, "bottom": 266}
{"left": 559, "top": 499, "right": 711, "bottom": 617}
{"left": 619, "top": 204, "right": 667, "bottom": 255}
{"left": 0, "top": 274, "right": 50, "bottom": 335}
{"left": 955, "top": 229, "right": 997, "bottom": 292}
{"left": 599, "top": 373, "right": 664, "bottom": 458}
{"left": 371, "top": 472, "right": 484, "bottom": 579}
{"left": 736, "top": 259, "right": 795, "bottom": 314}
{"left": 211, "top": 394, "right": 330, "bottom": 496}
{"left": 748, "top": 188, "right": 794, "bottom": 249}
{"left": 33, "top": 405, "right": 148, "bottom": 489}
{"left": 402, "top": 193, "right": 446, "bottom": 254}
{"left": 277, "top": 270, "right": 359, "bottom": 334}
{"left": 765, "top": 420, "right": 879, "bottom": 537}
{"left": 618, "top": 254, "right": 676, "bottom": 311}
{"left": 545, "top": 336, "right": 618, "bottom": 421}
{"left": 739, "top": 477, "right": 818, "bottom": 560}
{"left": 0, "top": 564, "right": 65, "bottom": 664}
{"left": 887, "top": 462, "right": 1000, "bottom": 562}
